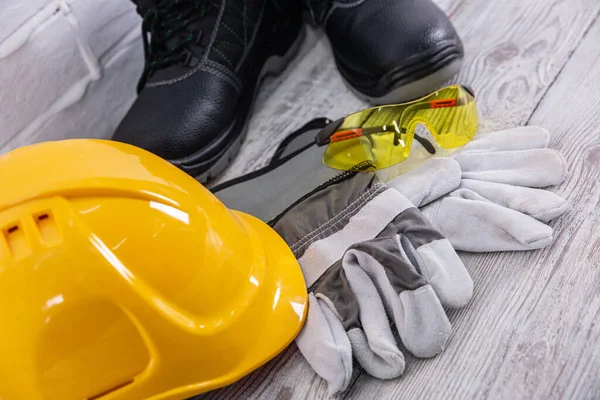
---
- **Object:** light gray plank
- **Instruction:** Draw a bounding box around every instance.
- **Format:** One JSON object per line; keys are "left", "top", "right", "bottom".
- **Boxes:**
{"left": 206, "top": 0, "right": 600, "bottom": 399}
{"left": 508, "top": 17, "right": 600, "bottom": 399}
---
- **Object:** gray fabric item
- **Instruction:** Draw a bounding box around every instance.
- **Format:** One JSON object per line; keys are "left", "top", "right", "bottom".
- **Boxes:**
{"left": 273, "top": 173, "right": 472, "bottom": 395}
{"left": 214, "top": 143, "right": 339, "bottom": 222}
{"left": 277, "top": 125, "right": 324, "bottom": 158}
{"left": 387, "top": 126, "right": 569, "bottom": 252}
{"left": 213, "top": 124, "right": 449, "bottom": 221}
{"left": 280, "top": 174, "right": 388, "bottom": 257}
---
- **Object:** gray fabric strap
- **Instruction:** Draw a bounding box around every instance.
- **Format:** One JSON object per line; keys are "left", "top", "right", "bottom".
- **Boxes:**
{"left": 214, "top": 144, "right": 341, "bottom": 221}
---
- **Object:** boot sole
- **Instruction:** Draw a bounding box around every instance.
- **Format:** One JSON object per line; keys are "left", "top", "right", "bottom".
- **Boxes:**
{"left": 348, "top": 58, "right": 463, "bottom": 104}
{"left": 335, "top": 41, "right": 464, "bottom": 104}
{"left": 174, "top": 25, "right": 306, "bottom": 184}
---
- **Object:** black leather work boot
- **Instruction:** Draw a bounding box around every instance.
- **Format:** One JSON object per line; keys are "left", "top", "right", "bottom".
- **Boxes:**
{"left": 305, "top": 0, "right": 463, "bottom": 104}
{"left": 114, "top": 0, "right": 304, "bottom": 182}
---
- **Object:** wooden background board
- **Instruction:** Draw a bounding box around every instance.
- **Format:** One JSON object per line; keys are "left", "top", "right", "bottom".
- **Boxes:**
{"left": 204, "top": 0, "right": 600, "bottom": 398}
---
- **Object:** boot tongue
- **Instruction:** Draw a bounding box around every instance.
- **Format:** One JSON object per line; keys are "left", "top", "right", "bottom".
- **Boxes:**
{"left": 304, "top": 0, "right": 331, "bottom": 24}
{"left": 144, "top": 0, "right": 219, "bottom": 82}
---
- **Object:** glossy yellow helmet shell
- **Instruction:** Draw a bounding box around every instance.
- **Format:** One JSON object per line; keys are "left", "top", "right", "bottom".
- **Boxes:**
{"left": 0, "top": 140, "right": 307, "bottom": 400}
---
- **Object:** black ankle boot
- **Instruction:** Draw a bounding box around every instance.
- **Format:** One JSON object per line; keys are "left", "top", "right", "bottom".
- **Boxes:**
{"left": 305, "top": 0, "right": 463, "bottom": 103}
{"left": 114, "top": 0, "right": 304, "bottom": 182}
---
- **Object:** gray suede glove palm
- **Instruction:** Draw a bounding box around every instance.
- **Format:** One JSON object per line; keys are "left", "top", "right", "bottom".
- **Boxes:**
{"left": 273, "top": 173, "right": 473, "bottom": 395}
{"left": 386, "top": 126, "right": 569, "bottom": 251}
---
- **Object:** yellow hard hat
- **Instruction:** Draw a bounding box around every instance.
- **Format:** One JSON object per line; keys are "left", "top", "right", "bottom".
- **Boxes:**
{"left": 0, "top": 140, "right": 307, "bottom": 400}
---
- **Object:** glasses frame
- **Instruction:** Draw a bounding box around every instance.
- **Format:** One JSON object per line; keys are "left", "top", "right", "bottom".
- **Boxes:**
{"left": 314, "top": 85, "right": 476, "bottom": 153}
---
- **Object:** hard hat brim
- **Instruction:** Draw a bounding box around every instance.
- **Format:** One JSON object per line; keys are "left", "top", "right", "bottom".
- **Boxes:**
{"left": 180, "top": 211, "right": 308, "bottom": 397}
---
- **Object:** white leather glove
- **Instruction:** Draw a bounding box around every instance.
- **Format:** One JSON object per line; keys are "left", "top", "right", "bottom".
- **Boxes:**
{"left": 272, "top": 173, "right": 472, "bottom": 395}
{"left": 387, "top": 126, "right": 568, "bottom": 251}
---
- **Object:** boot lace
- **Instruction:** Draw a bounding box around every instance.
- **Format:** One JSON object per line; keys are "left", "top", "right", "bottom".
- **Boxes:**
{"left": 137, "top": 0, "right": 210, "bottom": 91}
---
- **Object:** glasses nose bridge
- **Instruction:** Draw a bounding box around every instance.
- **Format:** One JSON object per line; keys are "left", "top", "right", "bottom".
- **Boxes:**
{"left": 389, "top": 106, "right": 411, "bottom": 146}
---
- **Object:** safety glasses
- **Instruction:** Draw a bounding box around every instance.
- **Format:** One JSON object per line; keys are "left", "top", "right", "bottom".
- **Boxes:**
{"left": 315, "top": 85, "right": 479, "bottom": 171}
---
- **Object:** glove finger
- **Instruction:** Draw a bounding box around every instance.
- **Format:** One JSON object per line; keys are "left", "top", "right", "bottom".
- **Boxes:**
{"left": 295, "top": 293, "right": 353, "bottom": 396}
{"left": 400, "top": 234, "right": 473, "bottom": 309}
{"left": 385, "top": 157, "right": 462, "bottom": 207}
{"left": 461, "top": 126, "right": 550, "bottom": 153}
{"left": 380, "top": 208, "right": 473, "bottom": 308}
{"left": 456, "top": 148, "right": 568, "bottom": 188}
{"left": 422, "top": 195, "right": 555, "bottom": 252}
{"left": 341, "top": 258, "right": 406, "bottom": 379}
{"left": 458, "top": 180, "right": 568, "bottom": 222}
{"left": 345, "top": 241, "right": 451, "bottom": 358}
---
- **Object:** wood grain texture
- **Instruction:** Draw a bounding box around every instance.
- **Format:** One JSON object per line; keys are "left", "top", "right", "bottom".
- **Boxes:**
{"left": 211, "top": 0, "right": 467, "bottom": 185}
{"left": 213, "top": 0, "right": 600, "bottom": 186}
{"left": 205, "top": 0, "right": 600, "bottom": 399}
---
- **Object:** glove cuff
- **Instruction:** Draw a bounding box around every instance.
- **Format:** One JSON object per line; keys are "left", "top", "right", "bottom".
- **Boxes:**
{"left": 274, "top": 174, "right": 418, "bottom": 287}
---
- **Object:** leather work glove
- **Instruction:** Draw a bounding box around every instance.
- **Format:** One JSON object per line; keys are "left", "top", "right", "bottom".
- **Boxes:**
{"left": 212, "top": 122, "right": 566, "bottom": 394}
{"left": 386, "top": 126, "right": 569, "bottom": 251}
{"left": 271, "top": 172, "right": 473, "bottom": 395}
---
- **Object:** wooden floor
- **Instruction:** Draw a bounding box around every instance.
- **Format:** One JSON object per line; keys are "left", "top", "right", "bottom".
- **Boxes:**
{"left": 205, "top": 0, "right": 600, "bottom": 399}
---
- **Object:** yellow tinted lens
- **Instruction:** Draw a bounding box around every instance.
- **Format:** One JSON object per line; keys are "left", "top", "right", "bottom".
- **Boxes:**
{"left": 322, "top": 85, "right": 478, "bottom": 171}
{"left": 322, "top": 106, "right": 414, "bottom": 171}
{"left": 404, "top": 86, "right": 479, "bottom": 148}
{"left": 323, "top": 131, "right": 412, "bottom": 171}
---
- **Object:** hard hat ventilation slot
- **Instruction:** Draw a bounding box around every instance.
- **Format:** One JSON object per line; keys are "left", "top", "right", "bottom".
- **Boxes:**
{"left": 3, "top": 222, "right": 29, "bottom": 259}
{"left": 87, "top": 379, "right": 134, "bottom": 400}
{"left": 34, "top": 211, "right": 60, "bottom": 245}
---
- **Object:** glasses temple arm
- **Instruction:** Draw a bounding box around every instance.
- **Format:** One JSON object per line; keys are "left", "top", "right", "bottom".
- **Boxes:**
{"left": 413, "top": 134, "right": 436, "bottom": 154}
{"left": 315, "top": 117, "right": 345, "bottom": 146}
